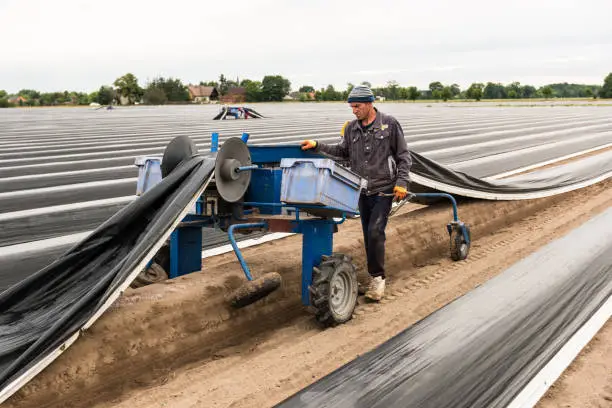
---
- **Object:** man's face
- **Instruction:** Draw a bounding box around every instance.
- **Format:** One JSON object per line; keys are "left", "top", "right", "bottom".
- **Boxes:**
{"left": 350, "top": 102, "right": 372, "bottom": 120}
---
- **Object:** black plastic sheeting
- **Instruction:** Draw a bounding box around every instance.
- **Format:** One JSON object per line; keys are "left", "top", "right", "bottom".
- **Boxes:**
{"left": 409, "top": 148, "right": 612, "bottom": 198}
{"left": 0, "top": 156, "right": 215, "bottom": 401}
{"left": 276, "top": 207, "right": 612, "bottom": 408}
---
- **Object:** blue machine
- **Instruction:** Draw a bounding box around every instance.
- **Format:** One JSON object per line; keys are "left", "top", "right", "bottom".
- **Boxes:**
{"left": 136, "top": 134, "right": 471, "bottom": 326}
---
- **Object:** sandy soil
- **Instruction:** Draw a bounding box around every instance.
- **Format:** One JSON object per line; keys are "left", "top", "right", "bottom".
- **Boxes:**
{"left": 536, "top": 321, "right": 612, "bottom": 408}
{"left": 4, "top": 179, "right": 612, "bottom": 408}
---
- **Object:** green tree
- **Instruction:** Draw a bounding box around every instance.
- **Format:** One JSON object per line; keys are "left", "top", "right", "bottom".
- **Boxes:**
{"left": 143, "top": 88, "right": 168, "bottom": 105}
{"left": 466, "top": 83, "right": 484, "bottom": 101}
{"left": 483, "top": 82, "right": 507, "bottom": 99}
{"left": 98, "top": 85, "right": 116, "bottom": 105}
{"left": 541, "top": 86, "right": 554, "bottom": 99}
{"left": 322, "top": 84, "right": 342, "bottom": 101}
{"left": 432, "top": 89, "right": 443, "bottom": 100}
{"left": 408, "top": 86, "right": 420, "bottom": 102}
{"left": 585, "top": 88, "right": 593, "bottom": 98}
{"left": 113, "top": 73, "right": 143, "bottom": 104}
{"left": 0, "top": 90, "right": 7, "bottom": 99}
{"left": 261, "top": 75, "right": 291, "bottom": 101}
{"left": 88, "top": 91, "right": 99, "bottom": 104}
{"left": 386, "top": 80, "right": 400, "bottom": 100}
{"left": 218, "top": 74, "right": 229, "bottom": 95}
{"left": 146, "top": 77, "right": 189, "bottom": 102}
{"left": 299, "top": 85, "right": 315, "bottom": 93}
{"left": 18, "top": 89, "right": 41, "bottom": 100}
{"left": 505, "top": 82, "right": 522, "bottom": 98}
{"left": 522, "top": 85, "right": 537, "bottom": 98}
{"left": 429, "top": 81, "right": 444, "bottom": 94}
{"left": 200, "top": 80, "right": 219, "bottom": 87}
{"left": 441, "top": 86, "right": 453, "bottom": 101}
{"left": 245, "top": 81, "right": 263, "bottom": 102}
{"left": 600, "top": 73, "right": 612, "bottom": 98}
{"left": 450, "top": 84, "right": 461, "bottom": 97}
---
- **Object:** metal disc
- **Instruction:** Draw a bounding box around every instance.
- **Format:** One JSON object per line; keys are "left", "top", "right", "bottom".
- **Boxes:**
{"left": 214, "top": 137, "right": 251, "bottom": 202}
{"left": 161, "top": 135, "right": 198, "bottom": 178}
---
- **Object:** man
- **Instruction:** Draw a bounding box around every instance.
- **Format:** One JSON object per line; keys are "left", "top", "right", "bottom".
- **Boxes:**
{"left": 301, "top": 85, "right": 411, "bottom": 301}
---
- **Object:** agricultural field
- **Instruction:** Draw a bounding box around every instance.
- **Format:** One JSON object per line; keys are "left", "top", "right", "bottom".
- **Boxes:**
{"left": 0, "top": 102, "right": 611, "bottom": 407}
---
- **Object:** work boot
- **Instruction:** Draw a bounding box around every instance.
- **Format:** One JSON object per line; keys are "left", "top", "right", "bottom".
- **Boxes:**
{"left": 365, "top": 276, "right": 385, "bottom": 301}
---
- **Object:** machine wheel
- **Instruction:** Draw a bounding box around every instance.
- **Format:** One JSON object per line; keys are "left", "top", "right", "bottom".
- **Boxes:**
{"left": 230, "top": 272, "right": 282, "bottom": 308}
{"left": 309, "top": 253, "right": 358, "bottom": 327}
{"left": 450, "top": 225, "right": 471, "bottom": 261}
{"left": 130, "top": 263, "right": 168, "bottom": 288}
{"left": 161, "top": 136, "right": 198, "bottom": 178}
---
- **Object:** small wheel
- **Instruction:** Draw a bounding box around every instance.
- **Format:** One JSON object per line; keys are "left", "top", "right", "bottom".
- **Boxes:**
{"left": 309, "top": 253, "right": 358, "bottom": 327}
{"left": 230, "top": 272, "right": 282, "bottom": 308}
{"left": 450, "top": 225, "right": 471, "bottom": 261}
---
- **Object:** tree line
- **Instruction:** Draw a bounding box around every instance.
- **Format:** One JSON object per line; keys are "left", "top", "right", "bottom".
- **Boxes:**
{"left": 1, "top": 72, "right": 611, "bottom": 108}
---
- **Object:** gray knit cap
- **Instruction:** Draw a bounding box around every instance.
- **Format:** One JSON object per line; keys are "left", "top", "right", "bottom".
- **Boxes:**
{"left": 347, "top": 85, "right": 375, "bottom": 103}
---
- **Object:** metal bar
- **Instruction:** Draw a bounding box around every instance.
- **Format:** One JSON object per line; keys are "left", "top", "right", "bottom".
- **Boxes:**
{"left": 236, "top": 165, "right": 259, "bottom": 173}
{"left": 241, "top": 201, "right": 350, "bottom": 212}
{"left": 413, "top": 193, "right": 458, "bottom": 222}
{"left": 228, "top": 222, "right": 268, "bottom": 281}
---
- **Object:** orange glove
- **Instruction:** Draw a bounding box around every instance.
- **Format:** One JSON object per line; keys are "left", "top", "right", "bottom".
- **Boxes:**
{"left": 301, "top": 140, "right": 317, "bottom": 150}
{"left": 393, "top": 186, "right": 408, "bottom": 200}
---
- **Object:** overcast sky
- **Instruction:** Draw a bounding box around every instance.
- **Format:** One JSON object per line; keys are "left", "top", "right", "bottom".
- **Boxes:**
{"left": 1, "top": 0, "right": 611, "bottom": 93}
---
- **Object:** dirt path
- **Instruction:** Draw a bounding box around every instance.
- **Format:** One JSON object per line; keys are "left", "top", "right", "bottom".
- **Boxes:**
{"left": 5, "top": 180, "right": 612, "bottom": 408}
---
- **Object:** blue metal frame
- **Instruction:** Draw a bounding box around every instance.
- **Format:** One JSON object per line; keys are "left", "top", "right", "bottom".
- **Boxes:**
{"left": 249, "top": 145, "right": 323, "bottom": 164}
{"left": 299, "top": 221, "right": 334, "bottom": 304}
{"left": 154, "top": 133, "right": 468, "bottom": 311}
{"left": 228, "top": 222, "right": 268, "bottom": 281}
{"left": 169, "top": 225, "right": 203, "bottom": 278}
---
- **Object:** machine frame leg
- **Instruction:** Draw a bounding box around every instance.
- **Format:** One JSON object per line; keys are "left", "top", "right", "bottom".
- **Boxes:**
{"left": 300, "top": 222, "right": 334, "bottom": 306}
{"left": 169, "top": 227, "right": 203, "bottom": 278}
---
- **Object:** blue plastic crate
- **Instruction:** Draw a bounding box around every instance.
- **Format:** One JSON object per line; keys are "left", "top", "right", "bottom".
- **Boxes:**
{"left": 280, "top": 158, "right": 364, "bottom": 215}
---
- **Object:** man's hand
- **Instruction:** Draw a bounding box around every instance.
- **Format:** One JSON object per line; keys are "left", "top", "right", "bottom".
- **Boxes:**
{"left": 393, "top": 186, "right": 408, "bottom": 200}
{"left": 301, "top": 140, "right": 317, "bottom": 150}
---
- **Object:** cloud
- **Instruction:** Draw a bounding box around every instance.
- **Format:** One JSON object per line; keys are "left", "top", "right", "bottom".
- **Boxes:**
{"left": 1, "top": 0, "right": 611, "bottom": 92}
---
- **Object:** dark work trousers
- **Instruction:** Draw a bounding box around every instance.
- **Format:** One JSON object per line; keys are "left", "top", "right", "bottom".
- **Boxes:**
{"left": 358, "top": 192, "right": 394, "bottom": 279}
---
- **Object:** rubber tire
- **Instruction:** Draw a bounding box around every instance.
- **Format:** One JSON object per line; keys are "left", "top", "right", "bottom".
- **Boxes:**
{"left": 230, "top": 272, "right": 282, "bottom": 308}
{"left": 309, "top": 253, "right": 358, "bottom": 327}
{"left": 161, "top": 136, "right": 198, "bottom": 178}
{"left": 450, "top": 225, "right": 471, "bottom": 261}
{"left": 130, "top": 263, "right": 169, "bottom": 288}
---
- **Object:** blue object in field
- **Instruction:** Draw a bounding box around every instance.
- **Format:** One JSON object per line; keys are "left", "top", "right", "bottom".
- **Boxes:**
{"left": 280, "top": 158, "right": 364, "bottom": 215}
{"left": 241, "top": 132, "right": 250, "bottom": 143}
{"left": 211, "top": 132, "right": 219, "bottom": 152}
{"left": 135, "top": 156, "right": 162, "bottom": 195}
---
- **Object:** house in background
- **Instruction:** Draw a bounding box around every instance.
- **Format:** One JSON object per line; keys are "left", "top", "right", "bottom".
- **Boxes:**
{"left": 8, "top": 96, "right": 27, "bottom": 105}
{"left": 188, "top": 85, "right": 219, "bottom": 103}
{"left": 219, "top": 87, "right": 246, "bottom": 103}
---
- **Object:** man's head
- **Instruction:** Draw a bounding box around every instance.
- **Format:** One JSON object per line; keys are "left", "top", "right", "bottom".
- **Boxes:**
{"left": 347, "top": 85, "right": 375, "bottom": 121}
